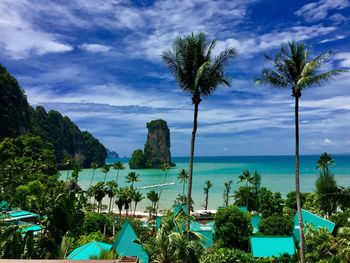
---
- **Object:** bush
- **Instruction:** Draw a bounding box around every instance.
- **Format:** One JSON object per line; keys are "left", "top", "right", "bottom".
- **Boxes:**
{"left": 258, "top": 187, "right": 283, "bottom": 218}
{"left": 202, "top": 248, "right": 254, "bottom": 263}
{"left": 330, "top": 210, "right": 350, "bottom": 228}
{"left": 214, "top": 206, "right": 252, "bottom": 250}
{"left": 83, "top": 213, "right": 110, "bottom": 234}
{"left": 259, "top": 216, "right": 293, "bottom": 235}
{"left": 285, "top": 191, "right": 307, "bottom": 211}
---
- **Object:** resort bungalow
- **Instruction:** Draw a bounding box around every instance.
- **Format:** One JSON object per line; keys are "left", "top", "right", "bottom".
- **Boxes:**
{"left": 250, "top": 236, "right": 295, "bottom": 258}
{"left": 293, "top": 209, "right": 336, "bottom": 242}
{"left": 1, "top": 210, "right": 39, "bottom": 224}
{"left": 113, "top": 220, "right": 149, "bottom": 263}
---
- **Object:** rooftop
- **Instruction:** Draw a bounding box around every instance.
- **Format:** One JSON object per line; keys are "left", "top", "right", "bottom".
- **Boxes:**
{"left": 250, "top": 236, "right": 295, "bottom": 258}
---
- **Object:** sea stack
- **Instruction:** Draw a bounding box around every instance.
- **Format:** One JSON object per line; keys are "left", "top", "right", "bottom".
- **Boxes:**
{"left": 144, "top": 119, "right": 172, "bottom": 168}
{"left": 129, "top": 119, "right": 174, "bottom": 169}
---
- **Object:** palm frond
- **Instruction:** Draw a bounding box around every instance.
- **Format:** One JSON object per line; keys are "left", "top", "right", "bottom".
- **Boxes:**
{"left": 298, "top": 70, "right": 347, "bottom": 88}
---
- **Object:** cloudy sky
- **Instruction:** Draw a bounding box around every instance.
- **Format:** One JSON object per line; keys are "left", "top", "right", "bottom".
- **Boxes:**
{"left": 1, "top": 0, "right": 350, "bottom": 157}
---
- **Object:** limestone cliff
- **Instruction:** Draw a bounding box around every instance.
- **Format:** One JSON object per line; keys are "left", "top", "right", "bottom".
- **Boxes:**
{"left": 144, "top": 119, "right": 172, "bottom": 168}
{"left": 129, "top": 119, "right": 174, "bottom": 169}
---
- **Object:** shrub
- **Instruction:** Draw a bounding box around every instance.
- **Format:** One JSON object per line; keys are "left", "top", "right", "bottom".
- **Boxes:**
{"left": 285, "top": 191, "right": 307, "bottom": 211}
{"left": 83, "top": 213, "right": 109, "bottom": 234}
{"left": 202, "top": 248, "right": 254, "bottom": 263}
{"left": 214, "top": 205, "right": 252, "bottom": 250}
{"left": 259, "top": 216, "right": 293, "bottom": 235}
{"left": 258, "top": 187, "right": 283, "bottom": 218}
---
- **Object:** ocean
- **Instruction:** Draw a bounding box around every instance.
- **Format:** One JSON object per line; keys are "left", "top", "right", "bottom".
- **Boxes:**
{"left": 63, "top": 155, "right": 350, "bottom": 211}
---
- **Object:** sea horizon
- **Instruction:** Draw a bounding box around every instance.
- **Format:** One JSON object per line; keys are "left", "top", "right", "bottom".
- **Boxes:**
{"left": 68, "top": 154, "right": 350, "bottom": 211}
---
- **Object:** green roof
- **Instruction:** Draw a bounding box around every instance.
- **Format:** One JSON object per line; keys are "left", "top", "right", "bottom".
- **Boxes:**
{"left": 67, "top": 240, "right": 112, "bottom": 260}
{"left": 251, "top": 215, "right": 262, "bottom": 234}
{"left": 250, "top": 236, "right": 295, "bottom": 258}
{"left": 21, "top": 224, "right": 43, "bottom": 233}
{"left": 197, "top": 228, "right": 213, "bottom": 248}
{"left": 293, "top": 209, "right": 336, "bottom": 242}
{"left": 156, "top": 216, "right": 162, "bottom": 229}
{"left": 238, "top": 206, "right": 248, "bottom": 213}
{"left": 113, "top": 220, "right": 149, "bottom": 263}
{"left": 5, "top": 210, "right": 39, "bottom": 221}
{"left": 173, "top": 204, "right": 188, "bottom": 216}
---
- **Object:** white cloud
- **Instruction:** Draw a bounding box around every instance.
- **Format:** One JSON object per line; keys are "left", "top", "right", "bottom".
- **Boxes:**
{"left": 215, "top": 25, "right": 336, "bottom": 56}
{"left": 295, "top": 0, "right": 350, "bottom": 22}
{"left": 334, "top": 52, "right": 350, "bottom": 68}
{"left": 324, "top": 138, "right": 332, "bottom": 144}
{"left": 79, "top": 43, "right": 112, "bottom": 53}
{"left": 0, "top": 1, "right": 73, "bottom": 59}
{"left": 318, "top": 34, "right": 346, "bottom": 43}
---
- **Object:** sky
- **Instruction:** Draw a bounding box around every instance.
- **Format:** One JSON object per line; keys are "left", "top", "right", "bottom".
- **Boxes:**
{"left": 1, "top": 0, "right": 350, "bottom": 157}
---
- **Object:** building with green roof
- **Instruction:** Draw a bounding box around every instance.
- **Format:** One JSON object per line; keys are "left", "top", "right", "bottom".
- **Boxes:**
{"left": 173, "top": 204, "right": 187, "bottom": 216}
{"left": 250, "top": 236, "right": 295, "bottom": 258}
{"left": 67, "top": 240, "right": 112, "bottom": 260}
{"left": 113, "top": 220, "right": 149, "bottom": 263}
{"left": 2, "top": 210, "right": 39, "bottom": 223}
{"left": 293, "top": 209, "right": 336, "bottom": 242}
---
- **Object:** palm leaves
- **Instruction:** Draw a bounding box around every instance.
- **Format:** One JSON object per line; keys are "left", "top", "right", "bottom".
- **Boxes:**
{"left": 223, "top": 180, "right": 233, "bottom": 206}
{"left": 101, "top": 164, "right": 110, "bottom": 183}
{"left": 112, "top": 161, "right": 124, "bottom": 183}
{"left": 238, "top": 169, "right": 253, "bottom": 187}
{"left": 162, "top": 32, "right": 236, "bottom": 230}
{"left": 203, "top": 180, "right": 212, "bottom": 210}
{"left": 105, "top": 180, "right": 118, "bottom": 213}
{"left": 125, "top": 172, "right": 140, "bottom": 187}
{"left": 177, "top": 169, "right": 188, "bottom": 196}
{"left": 317, "top": 152, "right": 335, "bottom": 175}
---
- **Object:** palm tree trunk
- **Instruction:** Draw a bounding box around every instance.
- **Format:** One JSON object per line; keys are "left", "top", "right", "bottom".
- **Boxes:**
{"left": 116, "top": 170, "right": 120, "bottom": 183}
{"left": 187, "top": 100, "right": 199, "bottom": 231}
{"left": 109, "top": 197, "right": 112, "bottom": 213}
{"left": 65, "top": 170, "right": 70, "bottom": 182}
{"left": 89, "top": 170, "right": 96, "bottom": 204}
{"left": 182, "top": 182, "right": 185, "bottom": 196}
{"left": 103, "top": 173, "right": 107, "bottom": 183}
{"left": 205, "top": 192, "right": 208, "bottom": 210}
{"left": 295, "top": 95, "right": 305, "bottom": 262}
{"left": 133, "top": 202, "right": 137, "bottom": 217}
{"left": 157, "top": 171, "right": 168, "bottom": 214}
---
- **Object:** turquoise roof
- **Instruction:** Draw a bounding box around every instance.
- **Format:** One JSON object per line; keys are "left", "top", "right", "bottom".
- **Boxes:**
{"left": 250, "top": 236, "right": 295, "bottom": 258}
{"left": 238, "top": 206, "right": 248, "bottom": 213}
{"left": 251, "top": 215, "right": 262, "bottom": 234}
{"left": 173, "top": 204, "right": 188, "bottom": 216}
{"left": 113, "top": 220, "right": 149, "bottom": 263}
{"left": 293, "top": 209, "right": 336, "bottom": 242}
{"left": 4, "top": 210, "right": 39, "bottom": 221}
{"left": 156, "top": 216, "right": 162, "bottom": 229}
{"left": 205, "top": 221, "right": 215, "bottom": 228}
{"left": 197, "top": 228, "right": 213, "bottom": 248}
{"left": 21, "top": 224, "right": 43, "bottom": 233}
{"left": 67, "top": 241, "right": 112, "bottom": 260}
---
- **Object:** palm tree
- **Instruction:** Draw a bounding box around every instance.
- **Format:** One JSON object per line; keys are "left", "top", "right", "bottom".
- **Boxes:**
{"left": 132, "top": 191, "right": 144, "bottom": 217}
{"left": 317, "top": 152, "right": 335, "bottom": 175}
{"left": 177, "top": 169, "right": 188, "bottom": 196}
{"left": 162, "top": 32, "right": 236, "bottom": 231}
{"left": 105, "top": 181, "right": 118, "bottom": 213}
{"left": 89, "top": 161, "right": 98, "bottom": 189}
{"left": 257, "top": 41, "right": 346, "bottom": 262}
{"left": 101, "top": 164, "right": 110, "bottom": 183}
{"left": 203, "top": 180, "right": 212, "bottom": 210}
{"left": 94, "top": 182, "right": 106, "bottom": 213}
{"left": 157, "top": 162, "right": 170, "bottom": 213}
{"left": 112, "top": 161, "right": 125, "bottom": 183}
{"left": 147, "top": 190, "right": 160, "bottom": 218}
{"left": 251, "top": 170, "right": 262, "bottom": 194}
{"left": 223, "top": 180, "right": 233, "bottom": 206}
{"left": 238, "top": 169, "right": 253, "bottom": 187}
{"left": 125, "top": 172, "right": 140, "bottom": 187}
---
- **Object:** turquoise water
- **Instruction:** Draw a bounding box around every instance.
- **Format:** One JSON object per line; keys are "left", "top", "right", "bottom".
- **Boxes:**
{"left": 63, "top": 155, "right": 350, "bottom": 211}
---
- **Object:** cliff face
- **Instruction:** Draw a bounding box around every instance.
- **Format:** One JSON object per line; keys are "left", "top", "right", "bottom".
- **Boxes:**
{"left": 144, "top": 119, "right": 172, "bottom": 168}
{"left": 0, "top": 64, "right": 107, "bottom": 168}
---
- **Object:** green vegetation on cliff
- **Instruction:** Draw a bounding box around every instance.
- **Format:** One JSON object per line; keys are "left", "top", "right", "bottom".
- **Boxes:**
{"left": 0, "top": 64, "right": 107, "bottom": 168}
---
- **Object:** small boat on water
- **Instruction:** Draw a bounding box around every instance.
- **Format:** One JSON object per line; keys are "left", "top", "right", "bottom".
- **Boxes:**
{"left": 137, "top": 182, "right": 175, "bottom": 190}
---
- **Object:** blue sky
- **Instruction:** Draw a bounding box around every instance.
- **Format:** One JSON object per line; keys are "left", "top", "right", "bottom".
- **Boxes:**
{"left": 1, "top": 0, "right": 350, "bottom": 157}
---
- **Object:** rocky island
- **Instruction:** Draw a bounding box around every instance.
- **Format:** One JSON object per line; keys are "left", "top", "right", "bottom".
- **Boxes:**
{"left": 129, "top": 119, "right": 175, "bottom": 169}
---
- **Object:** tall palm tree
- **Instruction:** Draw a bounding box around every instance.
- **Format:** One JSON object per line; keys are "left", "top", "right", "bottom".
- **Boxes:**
{"left": 223, "top": 180, "right": 233, "bottom": 206}
{"left": 125, "top": 172, "right": 140, "bottom": 187}
{"left": 162, "top": 32, "right": 236, "bottom": 230}
{"left": 157, "top": 162, "right": 170, "bottom": 213}
{"left": 132, "top": 191, "right": 144, "bottom": 217}
{"left": 89, "top": 161, "right": 98, "bottom": 189}
{"left": 203, "top": 180, "right": 212, "bottom": 210}
{"left": 101, "top": 164, "right": 110, "bottom": 183}
{"left": 105, "top": 181, "right": 118, "bottom": 213}
{"left": 112, "top": 161, "right": 125, "bottom": 183}
{"left": 238, "top": 169, "right": 253, "bottom": 187}
{"left": 317, "top": 152, "right": 335, "bottom": 175}
{"left": 177, "top": 169, "right": 188, "bottom": 196}
{"left": 257, "top": 41, "right": 346, "bottom": 262}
